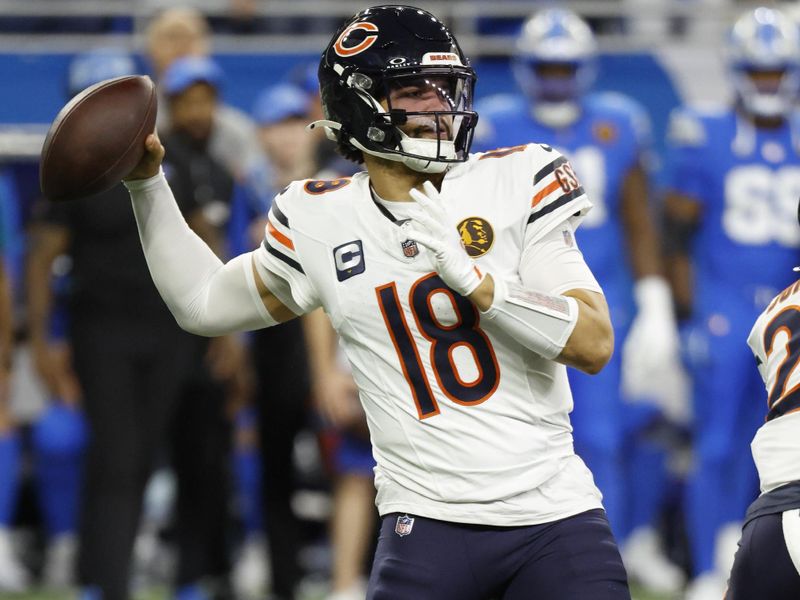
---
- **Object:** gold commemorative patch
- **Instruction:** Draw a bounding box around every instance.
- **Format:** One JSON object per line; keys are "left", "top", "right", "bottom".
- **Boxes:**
{"left": 457, "top": 217, "right": 494, "bottom": 257}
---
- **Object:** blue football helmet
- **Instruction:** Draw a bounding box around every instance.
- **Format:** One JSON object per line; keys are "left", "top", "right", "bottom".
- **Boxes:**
{"left": 727, "top": 7, "right": 800, "bottom": 119}
{"left": 513, "top": 8, "right": 596, "bottom": 121}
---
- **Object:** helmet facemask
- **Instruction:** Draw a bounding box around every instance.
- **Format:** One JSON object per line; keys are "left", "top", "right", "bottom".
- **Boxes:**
{"left": 318, "top": 67, "right": 477, "bottom": 174}
{"left": 731, "top": 65, "right": 800, "bottom": 119}
{"left": 370, "top": 70, "right": 477, "bottom": 173}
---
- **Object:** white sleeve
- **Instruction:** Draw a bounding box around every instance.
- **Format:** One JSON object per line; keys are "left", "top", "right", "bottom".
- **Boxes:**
{"left": 255, "top": 196, "right": 322, "bottom": 314}
{"left": 524, "top": 147, "right": 593, "bottom": 246}
{"left": 519, "top": 223, "right": 603, "bottom": 296}
{"left": 126, "top": 171, "right": 277, "bottom": 336}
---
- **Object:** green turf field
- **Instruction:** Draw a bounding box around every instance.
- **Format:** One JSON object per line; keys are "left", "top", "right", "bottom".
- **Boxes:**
{"left": 0, "top": 584, "right": 674, "bottom": 600}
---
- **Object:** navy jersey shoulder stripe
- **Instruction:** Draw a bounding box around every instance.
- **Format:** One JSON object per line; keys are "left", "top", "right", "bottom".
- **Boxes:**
{"left": 271, "top": 204, "right": 290, "bottom": 228}
{"left": 527, "top": 186, "right": 585, "bottom": 225}
{"left": 533, "top": 155, "right": 568, "bottom": 186}
{"left": 263, "top": 239, "right": 305, "bottom": 274}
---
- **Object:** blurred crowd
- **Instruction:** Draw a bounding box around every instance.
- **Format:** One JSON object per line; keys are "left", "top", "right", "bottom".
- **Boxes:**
{"left": 1, "top": 3, "right": 799, "bottom": 600}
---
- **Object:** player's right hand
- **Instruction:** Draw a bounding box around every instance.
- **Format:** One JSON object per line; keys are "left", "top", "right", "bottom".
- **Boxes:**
{"left": 123, "top": 133, "right": 164, "bottom": 181}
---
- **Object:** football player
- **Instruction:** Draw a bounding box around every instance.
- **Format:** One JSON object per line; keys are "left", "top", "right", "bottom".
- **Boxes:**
{"left": 474, "top": 9, "right": 683, "bottom": 593}
{"left": 124, "top": 6, "right": 629, "bottom": 599}
{"left": 727, "top": 207, "right": 800, "bottom": 598}
{"left": 0, "top": 198, "right": 28, "bottom": 592}
{"left": 663, "top": 7, "right": 800, "bottom": 599}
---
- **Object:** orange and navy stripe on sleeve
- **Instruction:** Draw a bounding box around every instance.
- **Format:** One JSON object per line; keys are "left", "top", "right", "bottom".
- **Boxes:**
{"left": 528, "top": 155, "right": 586, "bottom": 225}
{"left": 262, "top": 202, "right": 305, "bottom": 274}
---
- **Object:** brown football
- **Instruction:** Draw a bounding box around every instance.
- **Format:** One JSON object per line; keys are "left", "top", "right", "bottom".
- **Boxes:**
{"left": 39, "top": 75, "right": 157, "bottom": 202}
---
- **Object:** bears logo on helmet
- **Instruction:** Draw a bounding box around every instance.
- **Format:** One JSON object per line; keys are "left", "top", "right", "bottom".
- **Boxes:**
{"left": 334, "top": 22, "right": 379, "bottom": 58}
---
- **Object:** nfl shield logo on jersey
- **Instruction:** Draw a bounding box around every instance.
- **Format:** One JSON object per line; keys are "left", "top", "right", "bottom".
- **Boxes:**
{"left": 401, "top": 239, "right": 419, "bottom": 258}
{"left": 395, "top": 514, "right": 415, "bottom": 536}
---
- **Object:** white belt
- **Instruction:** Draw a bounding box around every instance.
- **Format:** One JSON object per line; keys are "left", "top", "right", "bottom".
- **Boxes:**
{"left": 782, "top": 509, "right": 800, "bottom": 576}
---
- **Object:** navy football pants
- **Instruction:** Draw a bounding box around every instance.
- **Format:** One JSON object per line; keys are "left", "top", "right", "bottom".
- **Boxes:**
{"left": 367, "top": 508, "right": 630, "bottom": 600}
{"left": 726, "top": 511, "right": 800, "bottom": 600}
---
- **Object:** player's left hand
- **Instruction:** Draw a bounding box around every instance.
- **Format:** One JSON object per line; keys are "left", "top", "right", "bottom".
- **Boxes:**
{"left": 404, "top": 181, "right": 484, "bottom": 296}
{"left": 621, "top": 277, "right": 688, "bottom": 422}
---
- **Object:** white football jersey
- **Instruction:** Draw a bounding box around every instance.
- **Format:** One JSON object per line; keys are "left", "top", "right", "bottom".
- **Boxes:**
{"left": 255, "top": 144, "right": 603, "bottom": 525}
{"left": 748, "top": 279, "right": 800, "bottom": 493}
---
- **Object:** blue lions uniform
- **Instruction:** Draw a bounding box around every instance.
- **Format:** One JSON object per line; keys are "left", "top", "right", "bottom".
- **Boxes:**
{"left": 0, "top": 179, "right": 22, "bottom": 535}
{"left": 475, "top": 91, "right": 654, "bottom": 539}
{"left": 665, "top": 106, "right": 800, "bottom": 574}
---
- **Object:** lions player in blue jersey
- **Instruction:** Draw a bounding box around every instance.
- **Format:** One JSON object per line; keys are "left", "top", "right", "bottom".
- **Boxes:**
{"left": 475, "top": 9, "right": 683, "bottom": 594}
{"left": 0, "top": 194, "right": 29, "bottom": 592}
{"left": 663, "top": 7, "right": 800, "bottom": 599}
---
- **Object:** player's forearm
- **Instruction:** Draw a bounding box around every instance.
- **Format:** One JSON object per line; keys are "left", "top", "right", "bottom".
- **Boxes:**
{"left": 663, "top": 192, "right": 701, "bottom": 319}
{"left": 25, "top": 250, "right": 56, "bottom": 345}
{"left": 468, "top": 275, "right": 494, "bottom": 312}
{"left": 479, "top": 277, "right": 611, "bottom": 374}
{"left": 621, "top": 164, "right": 663, "bottom": 280}
{"left": 0, "top": 265, "right": 12, "bottom": 371}
{"left": 126, "top": 171, "right": 278, "bottom": 335}
{"left": 559, "top": 289, "right": 614, "bottom": 374}
{"left": 666, "top": 254, "right": 693, "bottom": 320}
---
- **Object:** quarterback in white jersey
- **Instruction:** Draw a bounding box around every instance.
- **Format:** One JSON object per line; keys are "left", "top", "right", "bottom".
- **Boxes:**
{"left": 123, "top": 5, "right": 628, "bottom": 599}
{"left": 260, "top": 144, "right": 602, "bottom": 525}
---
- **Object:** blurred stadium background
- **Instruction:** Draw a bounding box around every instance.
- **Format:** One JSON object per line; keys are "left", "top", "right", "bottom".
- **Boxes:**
{"left": 0, "top": 1, "right": 796, "bottom": 600}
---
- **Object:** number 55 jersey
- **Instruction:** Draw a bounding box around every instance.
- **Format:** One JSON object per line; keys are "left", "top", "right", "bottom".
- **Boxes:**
{"left": 665, "top": 107, "right": 800, "bottom": 312}
{"left": 256, "top": 144, "right": 604, "bottom": 526}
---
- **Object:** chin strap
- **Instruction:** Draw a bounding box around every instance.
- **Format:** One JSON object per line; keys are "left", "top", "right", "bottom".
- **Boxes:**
{"left": 306, "top": 119, "right": 342, "bottom": 142}
{"left": 307, "top": 119, "right": 451, "bottom": 174}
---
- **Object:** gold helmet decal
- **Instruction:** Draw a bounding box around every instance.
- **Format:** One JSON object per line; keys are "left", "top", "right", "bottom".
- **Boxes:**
{"left": 457, "top": 217, "right": 494, "bottom": 257}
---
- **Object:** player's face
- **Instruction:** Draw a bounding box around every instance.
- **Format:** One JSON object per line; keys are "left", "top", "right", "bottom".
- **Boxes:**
{"left": 149, "top": 27, "right": 207, "bottom": 77}
{"left": 746, "top": 68, "right": 785, "bottom": 95}
{"left": 383, "top": 76, "right": 456, "bottom": 140}
{"left": 169, "top": 82, "right": 217, "bottom": 142}
{"left": 532, "top": 62, "right": 580, "bottom": 102}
